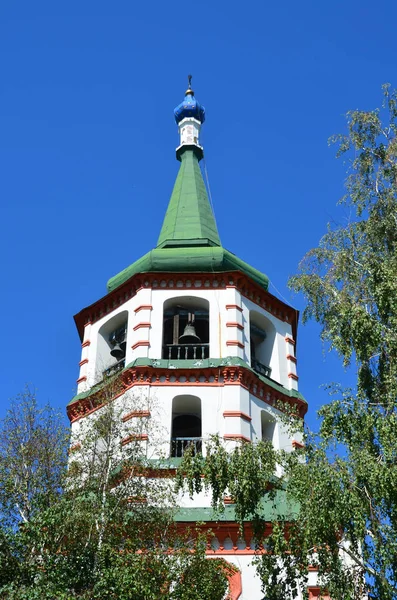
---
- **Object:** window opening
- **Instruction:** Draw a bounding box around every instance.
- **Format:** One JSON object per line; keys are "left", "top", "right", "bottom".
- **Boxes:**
{"left": 97, "top": 312, "right": 128, "bottom": 380}
{"left": 170, "top": 395, "right": 202, "bottom": 457}
{"left": 103, "top": 323, "right": 127, "bottom": 377}
{"left": 250, "top": 323, "right": 271, "bottom": 378}
{"left": 163, "top": 306, "right": 209, "bottom": 360}
{"left": 261, "top": 411, "right": 276, "bottom": 444}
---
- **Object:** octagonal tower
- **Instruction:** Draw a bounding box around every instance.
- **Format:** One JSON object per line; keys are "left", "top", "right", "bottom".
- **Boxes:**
{"left": 68, "top": 80, "right": 312, "bottom": 599}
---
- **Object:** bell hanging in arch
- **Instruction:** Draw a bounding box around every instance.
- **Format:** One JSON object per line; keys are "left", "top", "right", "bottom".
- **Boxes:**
{"left": 110, "top": 343, "right": 125, "bottom": 360}
{"left": 179, "top": 322, "right": 201, "bottom": 344}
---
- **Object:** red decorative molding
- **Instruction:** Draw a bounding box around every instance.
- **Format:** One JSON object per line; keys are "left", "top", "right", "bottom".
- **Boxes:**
{"left": 225, "top": 304, "right": 243, "bottom": 312}
{"left": 67, "top": 364, "right": 307, "bottom": 423}
{"left": 288, "top": 373, "right": 299, "bottom": 381}
{"left": 74, "top": 273, "right": 298, "bottom": 343}
{"left": 79, "top": 358, "right": 89, "bottom": 367}
{"left": 131, "top": 341, "right": 151, "bottom": 350}
{"left": 286, "top": 354, "right": 297, "bottom": 363}
{"left": 285, "top": 336, "right": 296, "bottom": 345}
{"left": 127, "top": 496, "right": 147, "bottom": 504}
{"left": 121, "top": 433, "right": 148, "bottom": 446}
{"left": 81, "top": 340, "right": 91, "bottom": 348}
{"left": 134, "top": 305, "right": 153, "bottom": 314}
{"left": 133, "top": 322, "right": 151, "bottom": 331}
{"left": 175, "top": 521, "right": 273, "bottom": 556}
{"left": 69, "top": 443, "right": 81, "bottom": 453}
{"left": 227, "top": 568, "right": 242, "bottom": 600}
{"left": 76, "top": 376, "right": 87, "bottom": 384}
{"left": 308, "top": 587, "right": 330, "bottom": 600}
{"left": 223, "top": 496, "right": 235, "bottom": 505}
{"left": 84, "top": 320, "right": 92, "bottom": 327}
{"left": 292, "top": 439, "right": 305, "bottom": 449}
{"left": 122, "top": 410, "right": 151, "bottom": 422}
{"left": 223, "top": 411, "right": 252, "bottom": 422}
{"left": 226, "top": 322, "right": 244, "bottom": 330}
{"left": 223, "top": 434, "right": 251, "bottom": 443}
{"left": 226, "top": 340, "right": 245, "bottom": 349}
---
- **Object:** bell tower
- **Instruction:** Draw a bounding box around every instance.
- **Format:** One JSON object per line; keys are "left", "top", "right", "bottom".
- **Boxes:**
{"left": 68, "top": 79, "right": 308, "bottom": 598}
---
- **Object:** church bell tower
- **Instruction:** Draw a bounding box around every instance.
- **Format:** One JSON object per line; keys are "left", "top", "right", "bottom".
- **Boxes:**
{"left": 68, "top": 79, "right": 308, "bottom": 598}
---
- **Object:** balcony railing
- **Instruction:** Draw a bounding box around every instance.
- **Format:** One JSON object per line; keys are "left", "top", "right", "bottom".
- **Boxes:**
{"left": 163, "top": 343, "right": 209, "bottom": 361}
{"left": 251, "top": 358, "right": 271, "bottom": 379}
{"left": 170, "top": 437, "right": 202, "bottom": 458}
{"left": 103, "top": 359, "right": 125, "bottom": 379}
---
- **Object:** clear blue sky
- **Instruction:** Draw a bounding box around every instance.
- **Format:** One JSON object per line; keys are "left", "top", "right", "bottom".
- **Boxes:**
{"left": 1, "top": 0, "right": 395, "bottom": 430}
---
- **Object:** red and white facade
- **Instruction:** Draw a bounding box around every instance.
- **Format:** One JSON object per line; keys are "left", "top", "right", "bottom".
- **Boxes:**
{"left": 67, "top": 82, "right": 328, "bottom": 599}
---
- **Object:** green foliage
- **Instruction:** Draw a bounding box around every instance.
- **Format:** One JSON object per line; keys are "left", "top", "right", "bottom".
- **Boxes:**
{"left": 178, "top": 85, "right": 397, "bottom": 600}
{"left": 176, "top": 436, "right": 277, "bottom": 530}
{"left": 0, "top": 386, "right": 229, "bottom": 599}
{"left": 0, "top": 386, "right": 69, "bottom": 528}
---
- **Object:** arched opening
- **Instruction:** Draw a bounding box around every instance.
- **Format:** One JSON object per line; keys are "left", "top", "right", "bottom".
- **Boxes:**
{"left": 261, "top": 410, "right": 276, "bottom": 445}
{"left": 162, "top": 297, "right": 209, "bottom": 361}
{"left": 97, "top": 311, "right": 128, "bottom": 379}
{"left": 249, "top": 311, "right": 276, "bottom": 379}
{"left": 170, "top": 395, "right": 202, "bottom": 457}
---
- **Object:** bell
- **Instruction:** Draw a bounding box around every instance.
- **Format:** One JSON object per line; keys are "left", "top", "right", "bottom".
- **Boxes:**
{"left": 110, "top": 343, "right": 125, "bottom": 360}
{"left": 179, "top": 323, "right": 201, "bottom": 344}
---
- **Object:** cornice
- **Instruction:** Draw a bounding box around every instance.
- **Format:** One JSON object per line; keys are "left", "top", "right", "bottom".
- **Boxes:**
{"left": 74, "top": 271, "right": 298, "bottom": 342}
{"left": 67, "top": 363, "right": 307, "bottom": 423}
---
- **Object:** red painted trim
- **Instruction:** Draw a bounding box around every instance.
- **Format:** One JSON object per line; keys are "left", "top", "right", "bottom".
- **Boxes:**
{"left": 175, "top": 521, "right": 275, "bottom": 557}
{"left": 286, "top": 354, "right": 297, "bottom": 363}
{"left": 68, "top": 365, "right": 308, "bottom": 422}
{"left": 81, "top": 340, "right": 91, "bottom": 348}
{"left": 74, "top": 273, "right": 298, "bottom": 343}
{"left": 308, "top": 587, "right": 330, "bottom": 600}
{"left": 79, "top": 358, "right": 89, "bottom": 367}
{"left": 121, "top": 433, "right": 148, "bottom": 446}
{"left": 288, "top": 373, "right": 299, "bottom": 381}
{"left": 122, "top": 410, "right": 151, "bottom": 422}
{"left": 292, "top": 439, "right": 305, "bottom": 449}
{"left": 84, "top": 321, "right": 92, "bottom": 327}
{"left": 223, "top": 411, "right": 252, "bottom": 422}
{"left": 223, "top": 434, "right": 251, "bottom": 443}
{"left": 69, "top": 443, "right": 81, "bottom": 453}
{"left": 133, "top": 322, "right": 151, "bottom": 331}
{"left": 223, "top": 496, "right": 235, "bottom": 505}
{"left": 285, "top": 336, "right": 295, "bottom": 345}
{"left": 226, "top": 340, "right": 245, "bottom": 349}
{"left": 76, "top": 376, "right": 87, "bottom": 384}
{"left": 127, "top": 496, "right": 147, "bottom": 504}
{"left": 134, "top": 305, "right": 153, "bottom": 314}
{"left": 227, "top": 569, "right": 242, "bottom": 600}
{"left": 131, "top": 341, "right": 151, "bottom": 350}
{"left": 226, "top": 322, "right": 244, "bottom": 330}
{"left": 225, "top": 304, "right": 243, "bottom": 312}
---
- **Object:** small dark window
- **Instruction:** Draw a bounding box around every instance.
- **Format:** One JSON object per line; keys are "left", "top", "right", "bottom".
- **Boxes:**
{"left": 170, "top": 395, "right": 202, "bottom": 457}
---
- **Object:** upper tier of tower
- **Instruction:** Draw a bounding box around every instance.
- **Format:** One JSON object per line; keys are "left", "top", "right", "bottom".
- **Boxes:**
{"left": 71, "top": 79, "right": 305, "bottom": 422}
{"left": 105, "top": 81, "right": 269, "bottom": 293}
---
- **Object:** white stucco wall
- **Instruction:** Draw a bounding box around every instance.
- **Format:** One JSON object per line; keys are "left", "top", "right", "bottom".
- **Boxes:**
{"left": 72, "top": 281, "right": 308, "bottom": 599}
{"left": 77, "top": 285, "right": 298, "bottom": 394}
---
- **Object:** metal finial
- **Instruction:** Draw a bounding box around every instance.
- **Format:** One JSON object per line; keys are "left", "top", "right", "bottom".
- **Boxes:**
{"left": 186, "top": 74, "right": 194, "bottom": 96}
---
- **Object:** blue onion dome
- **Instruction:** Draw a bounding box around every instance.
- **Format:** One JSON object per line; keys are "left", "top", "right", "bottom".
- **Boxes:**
{"left": 174, "top": 76, "right": 205, "bottom": 124}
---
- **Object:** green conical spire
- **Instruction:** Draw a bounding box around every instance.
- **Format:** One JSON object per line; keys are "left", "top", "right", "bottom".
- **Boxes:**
{"left": 156, "top": 149, "right": 221, "bottom": 249}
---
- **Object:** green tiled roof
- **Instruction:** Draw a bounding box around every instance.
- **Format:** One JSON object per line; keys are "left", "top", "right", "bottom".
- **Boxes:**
{"left": 174, "top": 490, "right": 299, "bottom": 522}
{"left": 107, "top": 246, "right": 269, "bottom": 293}
{"left": 157, "top": 149, "right": 221, "bottom": 249}
{"left": 106, "top": 147, "right": 269, "bottom": 293}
